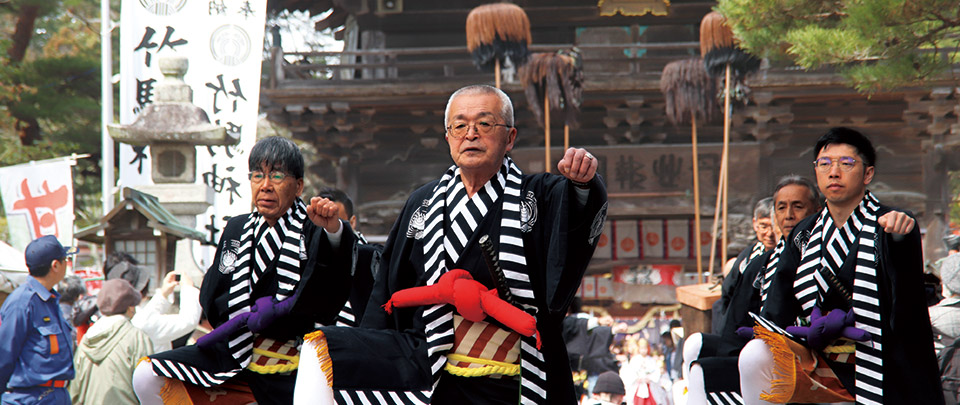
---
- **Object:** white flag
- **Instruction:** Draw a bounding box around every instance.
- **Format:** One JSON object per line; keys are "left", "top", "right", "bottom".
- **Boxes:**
{"left": 0, "top": 159, "right": 75, "bottom": 251}
{"left": 118, "top": 0, "right": 268, "bottom": 265}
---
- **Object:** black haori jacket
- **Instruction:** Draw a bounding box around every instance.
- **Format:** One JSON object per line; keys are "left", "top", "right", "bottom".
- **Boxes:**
{"left": 320, "top": 172, "right": 607, "bottom": 404}
{"left": 148, "top": 211, "right": 357, "bottom": 403}
{"left": 761, "top": 204, "right": 943, "bottom": 404}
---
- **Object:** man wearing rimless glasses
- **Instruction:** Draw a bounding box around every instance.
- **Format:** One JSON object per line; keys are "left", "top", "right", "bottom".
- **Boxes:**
{"left": 738, "top": 127, "right": 943, "bottom": 404}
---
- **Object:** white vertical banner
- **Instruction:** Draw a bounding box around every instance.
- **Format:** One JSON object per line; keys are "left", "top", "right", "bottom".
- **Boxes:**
{"left": 665, "top": 219, "right": 690, "bottom": 259}
{"left": 592, "top": 220, "right": 613, "bottom": 260}
{"left": 640, "top": 219, "right": 664, "bottom": 259}
{"left": 0, "top": 159, "right": 76, "bottom": 251}
{"left": 119, "top": 0, "right": 267, "bottom": 261}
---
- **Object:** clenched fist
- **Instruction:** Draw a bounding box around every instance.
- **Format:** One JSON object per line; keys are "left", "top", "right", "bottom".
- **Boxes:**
{"left": 307, "top": 196, "right": 342, "bottom": 234}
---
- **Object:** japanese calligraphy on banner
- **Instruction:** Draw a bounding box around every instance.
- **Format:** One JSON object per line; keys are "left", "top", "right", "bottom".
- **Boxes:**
{"left": 510, "top": 143, "right": 760, "bottom": 196}
{"left": 0, "top": 159, "right": 75, "bottom": 251}
{"left": 118, "top": 0, "right": 267, "bottom": 246}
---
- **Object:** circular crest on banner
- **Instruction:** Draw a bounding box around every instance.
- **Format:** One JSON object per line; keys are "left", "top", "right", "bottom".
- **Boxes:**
{"left": 210, "top": 25, "right": 252, "bottom": 66}
{"left": 139, "top": 0, "right": 187, "bottom": 16}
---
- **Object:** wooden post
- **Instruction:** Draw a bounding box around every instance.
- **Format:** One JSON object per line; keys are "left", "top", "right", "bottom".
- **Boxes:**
{"left": 708, "top": 155, "right": 725, "bottom": 279}
{"left": 691, "top": 114, "right": 703, "bottom": 283}
{"left": 721, "top": 64, "right": 731, "bottom": 269}
{"left": 544, "top": 93, "right": 551, "bottom": 173}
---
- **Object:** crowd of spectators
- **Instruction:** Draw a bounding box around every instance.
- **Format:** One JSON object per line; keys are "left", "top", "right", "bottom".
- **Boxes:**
{"left": 565, "top": 298, "right": 687, "bottom": 405}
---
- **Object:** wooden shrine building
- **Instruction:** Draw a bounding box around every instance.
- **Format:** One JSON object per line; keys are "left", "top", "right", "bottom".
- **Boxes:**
{"left": 261, "top": 0, "right": 960, "bottom": 304}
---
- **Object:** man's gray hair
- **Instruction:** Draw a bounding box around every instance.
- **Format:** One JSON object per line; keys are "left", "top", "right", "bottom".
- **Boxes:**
{"left": 444, "top": 85, "right": 514, "bottom": 128}
{"left": 754, "top": 197, "right": 774, "bottom": 220}
{"left": 773, "top": 175, "right": 822, "bottom": 208}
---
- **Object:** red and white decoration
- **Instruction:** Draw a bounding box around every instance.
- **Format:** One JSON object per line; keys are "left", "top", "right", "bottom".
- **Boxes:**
{"left": 0, "top": 158, "right": 76, "bottom": 251}
{"left": 592, "top": 218, "right": 712, "bottom": 261}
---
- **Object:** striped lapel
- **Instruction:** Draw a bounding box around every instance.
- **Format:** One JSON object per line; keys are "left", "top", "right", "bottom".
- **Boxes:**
{"left": 791, "top": 191, "right": 883, "bottom": 404}
{"left": 758, "top": 239, "right": 784, "bottom": 309}
{"left": 225, "top": 199, "right": 307, "bottom": 368}
{"left": 420, "top": 157, "right": 547, "bottom": 403}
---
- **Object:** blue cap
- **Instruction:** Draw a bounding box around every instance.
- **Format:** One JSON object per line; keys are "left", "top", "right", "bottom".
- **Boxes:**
{"left": 25, "top": 235, "right": 77, "bottom": 270}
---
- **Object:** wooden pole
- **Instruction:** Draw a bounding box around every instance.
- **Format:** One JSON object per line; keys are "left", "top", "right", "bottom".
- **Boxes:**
{"left": 707, "top": 153, "right": 725, "bottom": 280}
{"left": 545, "top": 93, "right": 551, "bottom": 173}
{"left": 495, "top": 58, "right": 501, "bottom": 89}
{"left": 691, "top": 113, "right": 703, "bottom": 284}
{"left": 721, "top": 64, "right": 731, "bottom": 270}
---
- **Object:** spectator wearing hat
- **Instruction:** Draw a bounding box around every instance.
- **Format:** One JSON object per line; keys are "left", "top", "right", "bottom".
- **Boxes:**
{"left": 69, "top": 279, "right": 153, "bottom": 404}
{"left": 931, "top": 253, "right": 960, "bottom": 354}
{"left": 582, "top": 371, "right": 626, "bottom": 405}
{"left": 0, "top": 235, "right": 78, "bottom": 404}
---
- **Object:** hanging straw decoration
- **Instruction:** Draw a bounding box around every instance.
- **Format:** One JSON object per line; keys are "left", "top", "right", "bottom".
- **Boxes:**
{"left": 660, "top": 57, "right": 717, "bottom": 283}
{"left": 519, "top": 50, "right": 583, "bottom": 128}
{"left": 700, "top": 11, "right": 760, "bottom": 280}
{"left": 660, "top": 58, "right": 717, "bottom": 126}
{"left": 466, "top": 3, "right": 532, "bottom": 78}
{"left": 519, "top": 50, "right": 583, "bottom": 173}
{"left": 700, "top": 11, "right": 760, "bottom": 88}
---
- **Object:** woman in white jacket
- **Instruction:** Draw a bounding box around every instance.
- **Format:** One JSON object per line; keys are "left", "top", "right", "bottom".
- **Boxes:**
{"left": 131, "top": 271, "right": 202, "bottom": 352}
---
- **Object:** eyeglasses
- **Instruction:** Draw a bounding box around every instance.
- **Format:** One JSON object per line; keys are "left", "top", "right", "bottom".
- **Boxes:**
{"left": 446, "top": 120, "right": 512, "bottom": 139}
{"left": 248, "top": 171, "right": 289, "bottom": 184}
{"left": 813, "top": 156, "right": 858, "bottom": 173}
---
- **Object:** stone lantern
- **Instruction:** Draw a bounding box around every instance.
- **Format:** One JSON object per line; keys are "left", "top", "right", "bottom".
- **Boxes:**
{"left": 109, "top": 56, "right": 238, "bottom": 228}
{"left": 108, "top": 56, "right": 237, "bottom": 282}
{"left": 109, "top": 56, "right": 236, "bottom": 184}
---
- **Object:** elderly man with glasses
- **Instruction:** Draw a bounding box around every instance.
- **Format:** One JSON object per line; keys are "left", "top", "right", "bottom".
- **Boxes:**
{"left": 293, "top": 84, "right": 608, "bottom": 404}
{"left": 133, "top": 136, "right": 358, "bottom": 405}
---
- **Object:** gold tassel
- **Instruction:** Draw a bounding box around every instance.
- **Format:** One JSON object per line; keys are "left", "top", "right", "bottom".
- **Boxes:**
{"left": 754, "top": 326, "right": 797, "bottom": 403}
{"left": 304, "top": 330, "right": 334, "bottom": 387}
{"left": 159, "top": 375, "right": 193, "bottom": 405}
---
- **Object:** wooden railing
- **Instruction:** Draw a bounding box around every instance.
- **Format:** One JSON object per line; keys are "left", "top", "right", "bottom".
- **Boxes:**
{"left": 267, "top": 42, "right": 702, "bottom": 88}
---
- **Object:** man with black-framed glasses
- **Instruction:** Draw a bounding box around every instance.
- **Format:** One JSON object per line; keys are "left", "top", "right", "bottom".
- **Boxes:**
{"left": 293, "top": 84, "right": 608, "bottom": 404}
{"left": 134, "top": 136, "right": 360, "bottom": 405}
{"left": 737, "top": 127, "right": 943, "bottom": 404}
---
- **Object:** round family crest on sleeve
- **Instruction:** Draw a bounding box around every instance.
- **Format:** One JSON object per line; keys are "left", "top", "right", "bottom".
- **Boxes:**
{"left": 406, "top": 199, "right": 430, "bottom": 240}
{"left": 219, "top": 248, "right": 238, "bottom": 274}
{"left": 520, "top": 191, "right": 538, "bottom": 233}
{"left": 794, "top": 230, "right": 811, "bottom": 252}
{"left": 588, "top": 202, "right": 608, "bottom": 245}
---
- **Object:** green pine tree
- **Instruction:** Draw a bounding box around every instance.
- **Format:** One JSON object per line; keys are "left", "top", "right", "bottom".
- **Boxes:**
{"left": 716, "top": 0, "right": 960, "bottom": 93}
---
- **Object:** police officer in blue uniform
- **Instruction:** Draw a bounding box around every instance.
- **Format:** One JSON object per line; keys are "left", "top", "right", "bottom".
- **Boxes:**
{"left": 0, "top": 235, "right": 78, "bottom": 404}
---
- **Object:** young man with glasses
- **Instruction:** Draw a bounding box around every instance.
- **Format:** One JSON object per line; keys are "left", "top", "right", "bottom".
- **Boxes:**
{"left": 133, "top": 136, "right": 359, "bottom": 405}
{"left": 293, "top": 84, "right": 608, "bottom": 404}
{"left": 738, "top": 127, "right": 943, "bottom": 404}
{"left": 0, "top": 235, "right": 78, "bottom": 404}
